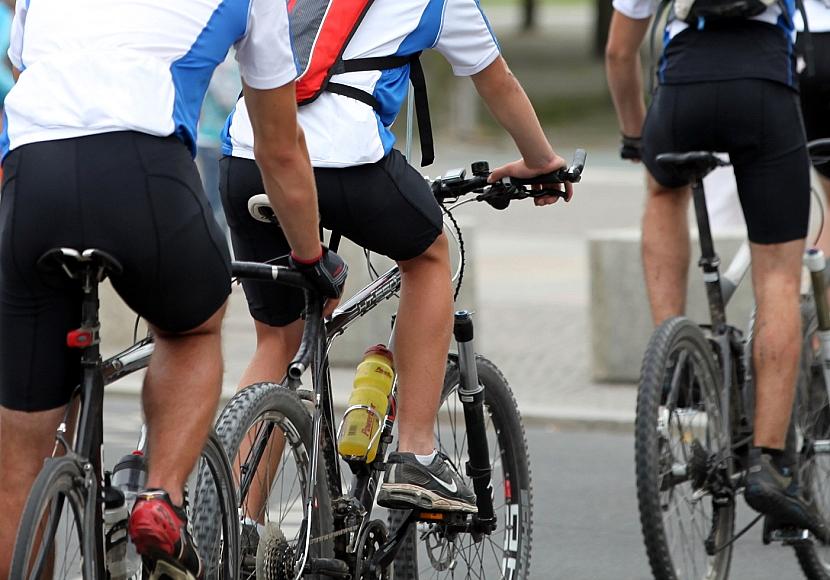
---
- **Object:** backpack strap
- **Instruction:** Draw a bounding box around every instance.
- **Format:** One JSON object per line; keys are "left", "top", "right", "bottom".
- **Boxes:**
{"left": 324, "top": 52, "right": 435, "bottom": 167}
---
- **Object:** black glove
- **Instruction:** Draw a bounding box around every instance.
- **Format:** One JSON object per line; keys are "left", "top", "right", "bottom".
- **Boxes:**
{"left": 620, "top": 134, "right": 642, "bottom": 161}
{"left": 289, "top": 246, "right": 348, "bottom": 299}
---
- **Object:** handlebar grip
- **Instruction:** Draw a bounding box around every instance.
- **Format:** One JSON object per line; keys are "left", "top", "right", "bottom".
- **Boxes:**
{"left": 571, "top": 148, "right": 587, "bottom": 175}
{"left": 506, "top": 148, "right": 587, "bottom": 186}
{"left": 232, "top": 261, "right": 314, "bottom": 291}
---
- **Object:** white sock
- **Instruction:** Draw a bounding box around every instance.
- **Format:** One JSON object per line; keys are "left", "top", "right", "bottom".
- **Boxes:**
{"left": 415, "top": 450, "right": 437, "bottom": 465}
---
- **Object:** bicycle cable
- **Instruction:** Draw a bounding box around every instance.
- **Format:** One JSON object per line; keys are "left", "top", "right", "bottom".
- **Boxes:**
{"left": 710, "top": 513, "right": 763, "bottom": 554}
{"left": 440, "top": 202, "right": 465, "bottom": 302}
{"left": 811, "top": 185, "right": 825, "bottom": 248}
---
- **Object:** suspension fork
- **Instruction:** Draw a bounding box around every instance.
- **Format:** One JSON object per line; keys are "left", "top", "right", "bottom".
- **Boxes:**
{"left": 454, "top": 311, "right": 496, "bottom": 531}
{"left": 805, "top": 248, "right": 830, "bottom": 401}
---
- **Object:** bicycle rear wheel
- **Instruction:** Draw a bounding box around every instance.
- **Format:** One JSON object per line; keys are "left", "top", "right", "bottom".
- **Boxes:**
{"left": 191, "top": 430, "right": 241, "bottom": 579}
{"left": 214, "top": 382, "right": 334, "bottom": 580}
{"left": 390, "top": 355, "right": 533, "bottom": 580}
{"left": 10, "top": 456, "right": 97, "bottom": 580}
{"left": 791, "top": 299, "right": 830, "bottom": 579}
{"left": 635, "top": 316, "right": 735, "bottom": 580}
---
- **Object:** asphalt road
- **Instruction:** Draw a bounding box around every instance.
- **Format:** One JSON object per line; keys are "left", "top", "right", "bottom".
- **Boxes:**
{"left": 102, "top": 394, "right": 808, "bottom": 579}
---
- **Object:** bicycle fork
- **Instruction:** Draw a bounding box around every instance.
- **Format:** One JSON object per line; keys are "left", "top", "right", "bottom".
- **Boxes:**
{"left": 806, "top": 249, "right": 830, "bottom": 406}
{"left": 454, "top": 311, "right": 497, "bottom": 532}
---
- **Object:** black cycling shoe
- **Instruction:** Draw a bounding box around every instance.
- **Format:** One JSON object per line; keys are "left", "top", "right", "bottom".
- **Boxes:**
{"left": 744, "top": 448, "right": 830, "bottom": 544}
{"left": 378, "top": 452, "right": 477, "bottom": 513}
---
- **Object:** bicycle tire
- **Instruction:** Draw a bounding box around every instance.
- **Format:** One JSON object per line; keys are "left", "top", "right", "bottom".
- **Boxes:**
{"left": 791, "top": 298, "right": 830, "bottom": 579}
{"left": 390, "top": 355, "right": 533, "bottom": 580}
{"left": 635, "top": 316, "right": 735, "bottom": 580}
{"left": 10, "top": 456, "right": 97, "bottom": 580}
{"left": 191, "top": 429, "right": 241, "bottom": 579}
{"left": 213, "top": 382, "right": 335, "bottom": 580}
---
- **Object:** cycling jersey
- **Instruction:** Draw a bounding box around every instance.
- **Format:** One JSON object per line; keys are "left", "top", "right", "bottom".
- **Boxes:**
{"left": 796, "top": 0, "right": 830, "bottom": 32}
{"left": 614, "top": 0, "right": 797, "bottom": 87}
{"left": 4, "top": 0, "right": 296, "bottom": 159}
{"left": 222, "top": 0, "right": 500, "bottom": 168}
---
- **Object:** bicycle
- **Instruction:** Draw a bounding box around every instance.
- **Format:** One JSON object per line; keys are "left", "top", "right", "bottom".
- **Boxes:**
{"left": 205, "top": 150, "right": 586, "bottom": 580}
{"left": 634, "top": 142, "right": 830, "bottom": 580}
{"left": 9, "top": 248, "right": 240, "bottom": 579}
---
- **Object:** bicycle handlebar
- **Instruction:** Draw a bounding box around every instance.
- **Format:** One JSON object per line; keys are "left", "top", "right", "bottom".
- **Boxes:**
{"left": 431, "top": 149, "right": 587, "bottom": 210}
{"left": 231, "top": 261, "right": 323, "bottom": 380}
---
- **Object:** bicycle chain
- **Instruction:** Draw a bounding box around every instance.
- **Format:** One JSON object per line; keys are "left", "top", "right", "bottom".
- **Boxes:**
{"left": 295, "top": 523, "right": 362, "bottom": 546}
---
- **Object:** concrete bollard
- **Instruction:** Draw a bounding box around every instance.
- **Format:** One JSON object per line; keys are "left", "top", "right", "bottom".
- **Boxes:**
{"left": 589, "top": 228, "right": 754, "bottom": 383}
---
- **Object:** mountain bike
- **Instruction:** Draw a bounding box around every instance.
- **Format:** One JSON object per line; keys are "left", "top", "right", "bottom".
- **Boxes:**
{"left": 10, "top": 248, "right": 240, "bottom": 579}
{"left": 635, "top": 143, "right": 830, "bottom": 580}
{"left": 208, "top": 150, "right": 586, "bottom": 580}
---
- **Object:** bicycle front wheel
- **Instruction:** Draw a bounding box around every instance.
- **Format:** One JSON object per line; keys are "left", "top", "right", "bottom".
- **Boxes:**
{"left": 11, "top": 456, "right": 97, "bottom": 580}
{"left": 214, "top": 382, "right": 334, "bottom": 580}
{"left": 390, "top": 355, "right": 533, "bottom": 580}
{"left": 636, "top": 316, "right": 735, "bottom": 580}
{"left": 791, "top": 298, "right": 830, "bottom": 580}
{"left": 192, "top": 430, "right": 241, "bottom": 579}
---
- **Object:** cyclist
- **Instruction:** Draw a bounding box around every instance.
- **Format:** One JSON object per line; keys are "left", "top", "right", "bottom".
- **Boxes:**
{"left": 0, "top": 0, "right": 344, "bottom": 577}
{"left": 606, "top": 0, "right": 829, "bottom": 539}
{"left": 221, "top": 0, "right": 573, "bottom": 527}
{"left": 797, "top": 1, "right": 830, "bottom": 255}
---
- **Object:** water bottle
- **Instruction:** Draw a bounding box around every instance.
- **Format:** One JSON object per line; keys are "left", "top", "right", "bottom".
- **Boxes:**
{"left": 338, "top": 345, "right": 395, "bottom": 462}
{"left": 111, "top": 452, "right": 147, "bottom": 579}
{"left": 104, "top": 484, "right": 130, "bottom": 580}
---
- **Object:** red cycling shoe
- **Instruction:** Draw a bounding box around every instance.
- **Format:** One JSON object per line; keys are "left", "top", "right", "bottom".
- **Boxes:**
{"left": 128, "top": 489, "right": 204, "bottom": 580}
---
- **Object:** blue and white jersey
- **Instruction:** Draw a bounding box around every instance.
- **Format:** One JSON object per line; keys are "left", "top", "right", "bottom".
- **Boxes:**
{"left": 614, "top": 0, "right": 798, "bottom": 87}
{"left": 223, "top": 0, "right": 500, "bottom": 168}
{"left": 4, "top": 0, "right": 296, "bottom": 159}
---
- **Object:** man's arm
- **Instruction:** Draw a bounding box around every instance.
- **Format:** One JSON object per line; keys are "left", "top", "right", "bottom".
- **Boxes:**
{"left": 471, "top": 56, "right": 572, "bottom": 203}
{"left": 605, "top": 10, "right": 651, "bottom": 138}
{"left": 242, "top": 81, "right": 321, "bottom": 261}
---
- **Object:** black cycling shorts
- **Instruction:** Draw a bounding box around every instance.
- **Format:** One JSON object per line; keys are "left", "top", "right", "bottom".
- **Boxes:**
{"left": 0, "top": 131, "right": 231, "bottom": 411}
{"left": 642, "top": 79, "right": 810, "bottom": 245}
{"left": 798, "top": 32, "right": 830, "bottom": 178}
{"left": 220, "top": 149, "right": 443, "bottom": 327}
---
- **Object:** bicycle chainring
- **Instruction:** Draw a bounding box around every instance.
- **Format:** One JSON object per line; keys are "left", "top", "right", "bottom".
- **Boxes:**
{"left": 354, "top": 519, "right": 390, "bottom": 580}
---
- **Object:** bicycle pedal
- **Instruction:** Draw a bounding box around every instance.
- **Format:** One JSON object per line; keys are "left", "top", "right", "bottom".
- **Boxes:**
{"left": 766, "top": 526, "right": 811, "bottom": 545}
{"left": 416, "top": 511, "right": 468, "bottom": 524}
{"left": 308, "top": 557, "right": 350, "bottom": 577}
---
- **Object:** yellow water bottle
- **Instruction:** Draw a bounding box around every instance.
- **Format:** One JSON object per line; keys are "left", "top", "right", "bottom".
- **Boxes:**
{"left": 338, "top": 345, "right": 395, "bottom": 462}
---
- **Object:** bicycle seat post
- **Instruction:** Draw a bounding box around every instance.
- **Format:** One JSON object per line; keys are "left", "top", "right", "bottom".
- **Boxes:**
{"left": 691, "top": 177, "right": 727, "bottom": 332}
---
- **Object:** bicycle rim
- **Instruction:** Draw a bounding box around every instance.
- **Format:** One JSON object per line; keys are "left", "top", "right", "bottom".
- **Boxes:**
{"left": 11, "top": 456, "right": 94, "bottom": 580}
{"left": 636, "top": 317, "right": 734, "bottom": 580}
{"left": 392, "top": 355, "right": 533, "bottom": 580}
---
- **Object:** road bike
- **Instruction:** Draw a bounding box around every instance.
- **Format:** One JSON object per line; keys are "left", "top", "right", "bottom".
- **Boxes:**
{"left": 635, "top": 142, "right": 830, "bottom": 580}
{"left": 9, "top": 249, "right": 244, "bottom": 579}
{"left": 206, "top": 150, "right": 586, "bottom": 580}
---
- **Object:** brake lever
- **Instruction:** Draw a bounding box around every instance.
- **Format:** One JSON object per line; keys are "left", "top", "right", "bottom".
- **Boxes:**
{"left": 476, "top": 182, "right": 518, "bottom": 210}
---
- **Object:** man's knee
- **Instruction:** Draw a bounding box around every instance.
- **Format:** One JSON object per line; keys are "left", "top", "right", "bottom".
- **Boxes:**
{"left": 0, "top": 406, "right": 65, "bottom": 474}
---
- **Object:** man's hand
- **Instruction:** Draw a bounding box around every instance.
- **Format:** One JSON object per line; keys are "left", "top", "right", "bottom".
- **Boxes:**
{"left": 289, "top": 246, "right": 348, "bottom": 317}
{"left": 488, "top": 155, "right": 574, "bottom": 205}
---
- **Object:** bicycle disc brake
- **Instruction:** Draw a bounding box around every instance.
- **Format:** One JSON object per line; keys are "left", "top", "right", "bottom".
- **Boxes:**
{"left": 354, "top": 520, "right": 390, "bottom": 580}
{"left": 421, "top": 524, "right": 458, "bottom": 572}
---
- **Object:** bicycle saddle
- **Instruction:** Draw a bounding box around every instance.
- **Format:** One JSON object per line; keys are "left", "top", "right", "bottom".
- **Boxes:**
{"left": 37, "top": 248, "right": 124, "bottom": 281}
{"left": 656, "top": 151, "right": 729, "bottom": 182}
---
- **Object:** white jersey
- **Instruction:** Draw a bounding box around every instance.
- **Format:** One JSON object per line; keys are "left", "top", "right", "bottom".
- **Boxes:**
{"left": 613, "top": 0, "right": 790, "bottom": 39}
{"left": 222, "top": 0, "right": 500, "bottom": 168}
{"left": 797, "top": 0, "right": 830, "bottom": 33}
{"left": 3, "top": 0, "right": 297, "bottom": 158}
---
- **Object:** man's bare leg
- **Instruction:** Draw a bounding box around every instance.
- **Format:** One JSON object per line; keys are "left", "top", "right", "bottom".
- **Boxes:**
{"left": 751, "top": 239, "right": 805, "bottom": 449}
{"left": 0, "top": 406, "right": 66, "bottom": 577}
{"left": 642, "top": 175, "right": 692, "bottom": 325}
{"left": 394, "top": 233, "right": 454, "bottom": 455}
{"left": 143, "top": 303, "right": 227, "bottom": 506}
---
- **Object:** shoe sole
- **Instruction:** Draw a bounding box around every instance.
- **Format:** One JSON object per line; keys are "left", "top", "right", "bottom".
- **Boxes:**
{"left": 377, "top": 484, "right": 478, "bottom": 513}
{"left": 745, "top": 482, "right": 829, "bottom": 543}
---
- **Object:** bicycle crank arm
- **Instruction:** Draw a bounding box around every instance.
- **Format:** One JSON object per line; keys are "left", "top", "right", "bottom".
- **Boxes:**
{"left": 368, "top": 510, "right": 419, "bottom": 570}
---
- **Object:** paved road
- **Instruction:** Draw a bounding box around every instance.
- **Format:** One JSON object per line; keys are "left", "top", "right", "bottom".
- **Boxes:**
{"left": 103, "top": 394, "right": 805, "bottom": 580}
